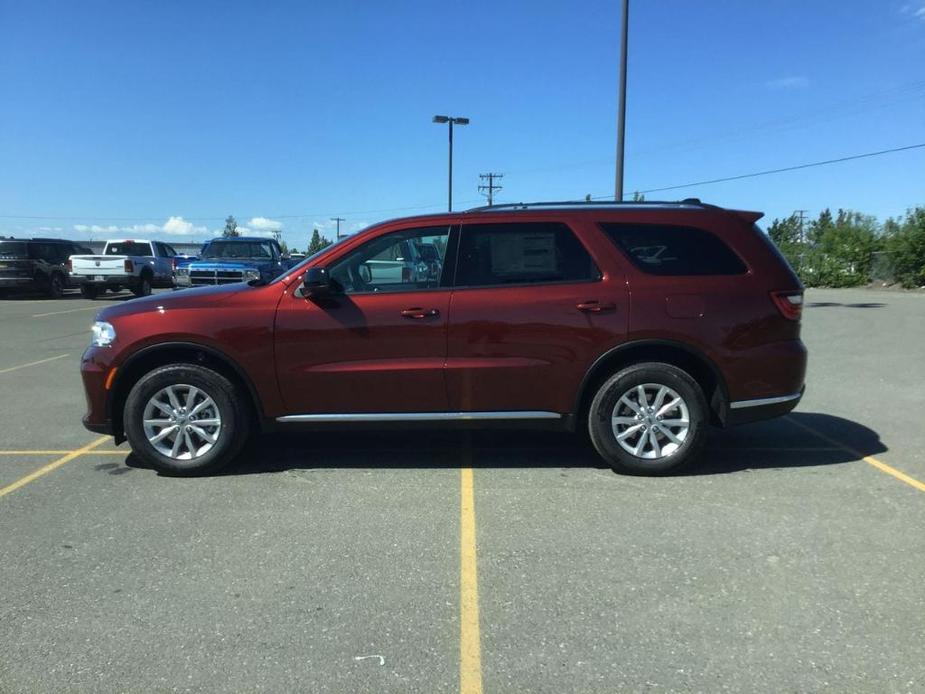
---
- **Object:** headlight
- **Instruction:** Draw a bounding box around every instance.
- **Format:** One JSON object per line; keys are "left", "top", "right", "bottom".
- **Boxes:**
{"left": 91, "top": 321, "right": 116, "bottom": 347}
{"left": 175, "top": 268, "right": 190, "bottom": 286}
{"left": 243, "top": 269, "right": 260, "bottom": 281}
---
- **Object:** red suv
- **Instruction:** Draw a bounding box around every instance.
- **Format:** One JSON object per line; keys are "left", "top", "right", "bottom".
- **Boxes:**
{"left": 80, "top": 200, "right": 806, "bottom": 476}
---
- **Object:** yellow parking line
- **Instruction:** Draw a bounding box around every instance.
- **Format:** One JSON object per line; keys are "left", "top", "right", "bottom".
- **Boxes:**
{"left": 788, "top": 417, "right": 925, "bottom": 493}
{"left": 32, "top": 306, "right": 99, "bottom": 318}
{"left": 0, "top": 450, "right": 123, "bottom": 456}
{"left": 0, "top": 436, "right": 110, "bottom": 498}
{"left": 459, "top": 464, "right": 483, "bottom": 694}
{"left": 0, "top": 353, "right": 69, "bottom": 375}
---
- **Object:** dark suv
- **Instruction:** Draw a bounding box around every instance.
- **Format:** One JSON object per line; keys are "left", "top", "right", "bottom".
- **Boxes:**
{"left": 80, "top": 200, "right": 807, "bottom": 476}
{"left": 0, "top": 238, "right": 93, "bottom": 298}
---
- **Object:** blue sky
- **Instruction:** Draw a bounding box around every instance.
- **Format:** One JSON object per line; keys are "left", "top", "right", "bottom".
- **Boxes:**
{"left": 1, "top": 0, "right": 923, "bottom": 249}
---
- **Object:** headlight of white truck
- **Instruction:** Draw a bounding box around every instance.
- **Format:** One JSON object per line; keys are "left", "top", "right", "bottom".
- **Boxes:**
{"left": 175, "top": 268, "right": 190, "bottom": 286}
{"left": 91, "top": 321, "right": 116, "bottom": 347}
{"left": 243, "top": 269, "right": 260, "bottom": 281}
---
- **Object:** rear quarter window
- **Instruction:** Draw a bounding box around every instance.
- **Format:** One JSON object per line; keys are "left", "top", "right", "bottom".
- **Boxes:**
{"left": 599, "top": 222, "right": 747, "bottom": 276}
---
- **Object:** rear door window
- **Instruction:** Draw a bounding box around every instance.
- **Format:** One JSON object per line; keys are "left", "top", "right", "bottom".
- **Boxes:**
{"left": 0, "top": 241, "right": 28, "bottom": 258}
{"left": 456, "top": 222, "right": 600, "bottom": 287}
{"left": 599, "top": 223, "right": 747, "bottom": 276}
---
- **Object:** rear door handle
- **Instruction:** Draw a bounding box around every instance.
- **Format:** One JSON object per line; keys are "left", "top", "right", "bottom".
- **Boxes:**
{"left": 576, "top": 300, "right": 616, "bottom": 313}
{"left": 401, "top": 307, "right": 440, "bottom": 319}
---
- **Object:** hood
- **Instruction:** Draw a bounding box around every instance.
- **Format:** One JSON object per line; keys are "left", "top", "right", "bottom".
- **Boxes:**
{"left": 97, "top": 283, "right": 247, "bottom": 322}
{"left": 191, "top": 259, "right": 276, "bottom": 269}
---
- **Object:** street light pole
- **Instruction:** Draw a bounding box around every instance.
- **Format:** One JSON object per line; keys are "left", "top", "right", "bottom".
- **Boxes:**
{"left": 615, "top": 0, "right": 629, "bottom": 201}
{"left": 433, "top": 115, "right": 470, "bottom": 211}
{"left": 330, "top": 216, "right": 345, "bottom": 239}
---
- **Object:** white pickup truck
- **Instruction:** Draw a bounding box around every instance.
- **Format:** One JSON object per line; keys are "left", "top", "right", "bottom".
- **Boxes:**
{"left": 68, "top": 240, "right": 178, "bottom": 298}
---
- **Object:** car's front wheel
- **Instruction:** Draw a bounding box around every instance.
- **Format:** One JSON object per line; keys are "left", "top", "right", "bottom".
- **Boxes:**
{"left": 123, "top": 364, "right": 250, "bottom": 475}
{"left": 588, "top": 362, "right": 708, "bottom": 475}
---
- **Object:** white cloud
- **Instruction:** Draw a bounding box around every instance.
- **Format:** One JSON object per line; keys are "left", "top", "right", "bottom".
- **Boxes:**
{"left": 38, "top": 226, "right": 64, "bottom": 232}
{"left": 162, "top": 216, "right": 208, "bottom": 236}
{"left": 765, "top": 76, "right": 810, "bottom": 90}
{"left": 248, "top": 216, "right": 284, "bottom": 231}
{"left": 72, "top": 216, "right": 208, "bottom": 238}
{"left": 901, "top": 2, "right": 925, "bottom": 20}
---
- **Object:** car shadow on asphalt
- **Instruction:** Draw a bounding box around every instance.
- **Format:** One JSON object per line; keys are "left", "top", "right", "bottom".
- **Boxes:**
{"left": 0, "top": 290, "right": 138, "bottom": 302}
{"left": 123, "top": 411, "right": 886, "bottom": 478}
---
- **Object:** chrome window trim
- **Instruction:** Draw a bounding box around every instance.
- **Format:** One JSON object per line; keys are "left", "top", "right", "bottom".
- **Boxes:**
{"left": 728, "top": 393, "right": 802, "bottom": 410}
{"left": 276, "top": 411, "right": 562, "bottom": 423}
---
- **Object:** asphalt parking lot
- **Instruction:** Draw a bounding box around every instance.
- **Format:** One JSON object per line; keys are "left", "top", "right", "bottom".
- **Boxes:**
{"left": 1, "top": 287, "right": 923, "bottom": 693}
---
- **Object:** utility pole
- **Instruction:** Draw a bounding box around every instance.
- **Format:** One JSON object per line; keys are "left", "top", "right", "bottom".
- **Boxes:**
{"left": 478, "top": 172, "right": 504, "bottom": 206}
{"left": 795, "top": 209, "right": 808, "bottom": 243}
{"left": 614, "top": 0, "right": 630, "bottom": 201}
{"left": 330, "top": 217, "right": 345, "bottom": 239}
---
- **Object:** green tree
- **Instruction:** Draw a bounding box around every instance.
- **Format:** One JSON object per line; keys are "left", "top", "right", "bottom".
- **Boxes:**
{"left": 884, "top": 208, "right": 925, "bottom": 288}
{"left": 279, "top": 240, "right": 289, "bottom": 256}
{"left": 307, "top": 229, "right": 332, "bottom": 254}
{"left": 223, "top": 215, "right": 239, "bottom": 237}
{"left": 801, "top": 209, "right": 878, "bottom": 287}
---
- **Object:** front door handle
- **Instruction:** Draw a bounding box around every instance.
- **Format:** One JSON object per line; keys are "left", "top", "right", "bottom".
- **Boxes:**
{"left": 576, "top": 300, "right": 616, "bottom": 313}
{"left": 401, "top": 307, "right": 440, "bottom": 319}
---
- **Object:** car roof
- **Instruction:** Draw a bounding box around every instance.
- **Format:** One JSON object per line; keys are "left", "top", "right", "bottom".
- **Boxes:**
{"left": 207, "top": 236, "right": 276, "bottom": 243}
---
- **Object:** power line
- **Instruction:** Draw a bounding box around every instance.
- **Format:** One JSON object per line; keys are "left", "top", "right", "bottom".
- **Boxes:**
{"left": 478, "top": 173, "right": 504, "bottom": 206}
{"left": 591, "top": 142, "right": 925, "bottom": 198}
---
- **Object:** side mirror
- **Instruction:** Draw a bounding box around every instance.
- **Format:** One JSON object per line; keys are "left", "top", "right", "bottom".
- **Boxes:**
{"left": 302, "top": 266, "right": 338, "bottom": 297}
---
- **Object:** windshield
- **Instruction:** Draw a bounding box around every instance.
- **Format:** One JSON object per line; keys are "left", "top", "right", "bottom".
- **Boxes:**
{"left": 0, "top": 241, "right": 28, "bottom": 258}
{"left": 106, "top": 241, "right": 152, "bottom": 257}
{"left": 203, "top": 241, "right": 276, "bottom": 259}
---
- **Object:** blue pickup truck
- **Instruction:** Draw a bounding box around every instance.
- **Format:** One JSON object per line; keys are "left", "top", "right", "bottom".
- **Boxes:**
{"left": 175, "top": 237, "right": 292, "bottom": 288}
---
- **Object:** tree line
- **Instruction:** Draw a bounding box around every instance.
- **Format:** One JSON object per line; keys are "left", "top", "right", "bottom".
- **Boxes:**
{"left": 768, "top": 206, "right": 925, "bottom": 288}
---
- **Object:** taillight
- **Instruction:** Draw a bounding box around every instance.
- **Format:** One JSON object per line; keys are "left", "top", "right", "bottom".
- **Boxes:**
{"left": 172, "top": 258, "right": 179, "bottom": 270}
{"left": 770, "top": 290, "right": 803, "bottom": 321}
{"left": 66, "top": 258, "right": 72, "bottom": 272}
{"left": 124, "top": 259, "right": 133, "bottom": 272}
{"left": 402, "top": 266, "right": 412, "bottom": 282}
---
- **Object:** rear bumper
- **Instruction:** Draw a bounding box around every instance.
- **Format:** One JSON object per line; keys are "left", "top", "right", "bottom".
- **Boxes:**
{"left": 78, "top": 274, "right": 133, "bottom": 285}
{"left": 726, "top": 387, "right": 804, "bottom": 425}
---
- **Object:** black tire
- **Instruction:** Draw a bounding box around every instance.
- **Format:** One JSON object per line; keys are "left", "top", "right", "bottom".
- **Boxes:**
{"left": 109, "top": 284, "right": 123, "bottom": 293}
{"left": 80, "top": 284, "right": 99, "bottom": 299}
{"left": 132, "top": 273, "right": 152, "bottom": 297}
{"left": 47, "top": 272, "right": 64, "bottom": 299}
{"left": 123, "top": 363, "right": 250, "bottom": 476}
{"left": 588, "top": 362, "right": 708, "bottom": 475}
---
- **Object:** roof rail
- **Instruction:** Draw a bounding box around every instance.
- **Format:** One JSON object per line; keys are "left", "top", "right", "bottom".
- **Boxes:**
{"left": 464, "top": 198, "right": 711, "bottom": 213}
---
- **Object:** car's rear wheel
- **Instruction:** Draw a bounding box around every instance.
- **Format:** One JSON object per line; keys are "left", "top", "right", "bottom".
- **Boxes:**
{"left": 47, "top": 272, "right": 64, "bottom": 298}
{"left": 132, "top": 274, "right": 152, "bottom": 297}
{"left": 588, "top": 362, "right": 708, "bottom": 475}
{"left": 109, "top": 284, "right": 123, "bottom": 293}
{"left": 80, "top": 284, "right": 99, "bottom": 299}
{"left": 123, "top": 364, "right": 250, "bottom": 475}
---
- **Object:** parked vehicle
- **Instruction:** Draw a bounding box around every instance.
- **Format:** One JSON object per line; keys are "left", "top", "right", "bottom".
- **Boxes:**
{"left": 175, "top": 237, "right": 290, "bottom": 288}
{"left": 0, "top": 238, "right": 93, "bottom": 298}
{"left": 80, "top": 199, "right": 807, "bottom": 476}
{"left": 69, "top": 240, "right": 178, "bottom": 298}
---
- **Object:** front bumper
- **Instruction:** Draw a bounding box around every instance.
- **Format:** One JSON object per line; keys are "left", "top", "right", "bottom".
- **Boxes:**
{"left": 80, "top": 346, "right": 115, "bottom": 436}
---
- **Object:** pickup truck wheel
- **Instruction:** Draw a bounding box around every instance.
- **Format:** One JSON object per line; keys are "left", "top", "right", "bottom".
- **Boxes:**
{"left": 80, "top": 284, "right": 99, "bottom": 299}
{"left": 47, "top": 272, "right": 64, "bottom": 298}
{"left": 588, "top": 362, "right": 708, "bottom": 476}
{"left": 123, "top": 364, "right": 250, "bottom": 476}
{"left": 109, "top": 284, "right": 123, "bottom": 293}
{"left": 132, "top": 274, "right": 152, "bottom": 297}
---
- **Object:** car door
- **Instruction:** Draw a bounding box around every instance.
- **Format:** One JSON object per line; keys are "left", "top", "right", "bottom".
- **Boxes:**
{"left": 445, "top": 219, "right": 628, "bottom": 415}
{"left": 274, "top": 224, "right": 456, "bottom": 415}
